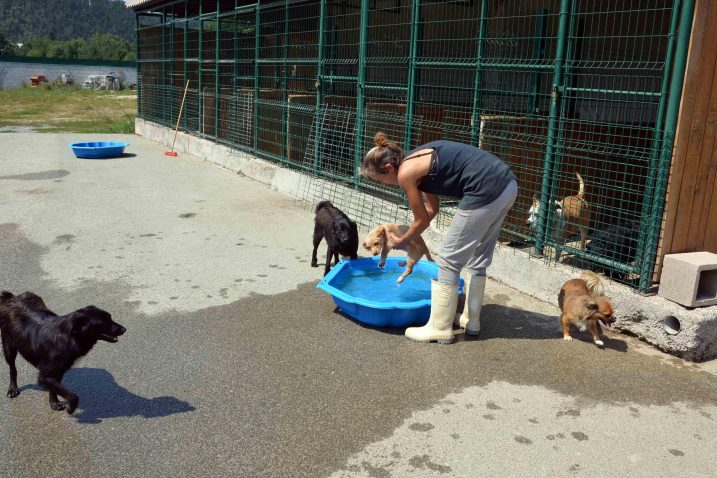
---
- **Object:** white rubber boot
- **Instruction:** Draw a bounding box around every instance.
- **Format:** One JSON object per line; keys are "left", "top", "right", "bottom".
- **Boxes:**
{"left": 454, "top": 275, "right": 486, "bottom": 336}
{"left": 405, "top": 280, "right": 458, "bottom": 344}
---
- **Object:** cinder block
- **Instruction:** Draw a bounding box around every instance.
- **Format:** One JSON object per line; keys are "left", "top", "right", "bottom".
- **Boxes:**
{"left": 659, "top": 252, "right": 717, "bottom": 307}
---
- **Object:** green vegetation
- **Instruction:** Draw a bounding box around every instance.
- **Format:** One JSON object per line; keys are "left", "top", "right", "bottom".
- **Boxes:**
{"left": 9, "top": 34, "right": 135, "bottom": 61}
{"left": 0, "top": 0, "right": 135, "bottom": 60}
{"left": 0, "top": 31, "right": 13, "bottom": 55}
{"left": 0, "top": 0, "right": 134, "bottom": 43}
{"left": 0, "top": 85, "right": 136, "bottom": 134}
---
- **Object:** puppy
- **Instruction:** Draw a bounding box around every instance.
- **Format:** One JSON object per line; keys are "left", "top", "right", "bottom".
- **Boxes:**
{"left": 362, "top": 224, "right": 433, "bottom": 284}
{"left": 527, "top": 172, "right": 591, "bottom": 261}
{"left": 558, "top": 271, "right": 614, "bottom": 347}
{"left": 311, "top": 200, "right": 359, "bottom": 276}
{"left": 0, "top": 291, "right": 125, "bottom": 414}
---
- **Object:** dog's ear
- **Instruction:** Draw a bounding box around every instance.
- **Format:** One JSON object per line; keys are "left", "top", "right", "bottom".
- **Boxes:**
{"left": 69, "top": 306, "right": 105, "bottom": 337}
{"left": 69, "top": 307, "right": 93, "bottom": 337}
{"left": 584, "top": 300, "right": 599, "bottom": 314}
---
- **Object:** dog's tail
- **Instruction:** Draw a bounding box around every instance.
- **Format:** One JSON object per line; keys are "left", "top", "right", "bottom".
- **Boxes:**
{"left": 315, "top": 200, "right": 333, "bottom": 213}
{"left": 575, "top": 171, "right": 585, "bottom": 200}
{"left": 580, "top": 271, "right": 604, "bottom": 297}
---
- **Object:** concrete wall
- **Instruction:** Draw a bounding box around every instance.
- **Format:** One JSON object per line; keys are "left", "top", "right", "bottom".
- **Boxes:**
{"left": 0, "top": 60, "right": 137, "bottom": 90}
{"left": 135, "top": 117, "right": 717, "bottom": 362}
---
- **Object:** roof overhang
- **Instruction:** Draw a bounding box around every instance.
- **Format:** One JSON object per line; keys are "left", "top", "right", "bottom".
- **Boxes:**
{"left": 125, "top": 0, "right": 168, "bottom": 10}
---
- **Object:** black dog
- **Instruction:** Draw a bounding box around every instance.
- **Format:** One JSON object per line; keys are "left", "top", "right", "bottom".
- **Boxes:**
{"left": 311, "top": 200, "right": 359, "bottom": 275}
{"left": 0, "top": 291, "right": 125, "bottom": 414}
{"left": 586, "top": 220, "right": 640, "bottom": 280}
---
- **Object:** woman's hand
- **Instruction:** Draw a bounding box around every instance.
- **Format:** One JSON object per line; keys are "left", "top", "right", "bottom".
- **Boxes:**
{"left": 390, "top": 231, "right": 407, "bottom": 250}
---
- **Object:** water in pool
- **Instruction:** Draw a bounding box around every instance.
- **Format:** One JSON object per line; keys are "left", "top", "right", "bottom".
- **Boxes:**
{"left": 332, "top": 266, "right": 434, "bottom": 303}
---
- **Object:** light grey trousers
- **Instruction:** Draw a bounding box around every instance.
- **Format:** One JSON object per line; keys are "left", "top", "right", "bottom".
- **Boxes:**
{"left": 437, "top": 180, "right": 518, "bottom": 285}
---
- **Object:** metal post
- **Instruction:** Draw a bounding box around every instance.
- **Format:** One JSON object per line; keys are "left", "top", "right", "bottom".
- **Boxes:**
{"left": 639, "top": 0, "right": 694, "bottom": 292}
{"left": 634, "top": 0, "right": 681, "bottom": 289}
{"left": 329, "top": 16, "right": 337, "bottom": 96}
{"left": 404, "top": 0, "right": 421, "bottom": 149}
{"left": 470, "top": 0, "right": 489, "bottom": 145}
{"left": 136, "top": 14, "right": 141, "bottom": 118}
{"left": 544, "top": 0, "right": 578, "bottom": 260}
{"left": 313, "top": 0, "right": 327, "bottom": 172}
{"left": 529, "top": 9, "right": 548, "bottom": 116}
{"left": 233, "top": 11, "right": 239, "bottom": 145}
{"left": 534, "top": 0, "right": 570, "bottom": 256}
{"left": 170, "top": 5, "right": 176, "bottom": 126}
{"left": 254, "top": 1, "right": 260, "bottom": 152}
{"left": 198, "top": 1, "right": 203, "bottom": 134}
{"left": 354, "top": 0, "right": 369, "bottom": 184}
{"left": 183, "top": 0, "right": 188, "bottom": 131}
{"left": 215, "top": 0, "right": 220, "bottom": 140}
{"left": 282, "top": 0, "right": 289, "bottom": 163}
{"left": 162, "top": 11, "right": 166, "bottom": 124}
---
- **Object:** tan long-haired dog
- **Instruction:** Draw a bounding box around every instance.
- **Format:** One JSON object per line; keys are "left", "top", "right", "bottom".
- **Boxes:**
{"left": 558, "top": 271, "right": 614, "bottom": 347}
{"left": 363, "top": 224, "right": 433, "bottom": 284}
{"left": 527, "top": 172, "right": 591, "bottom": 261}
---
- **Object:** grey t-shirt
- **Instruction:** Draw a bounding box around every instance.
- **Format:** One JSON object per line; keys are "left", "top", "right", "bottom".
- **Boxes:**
{"left": 405, "top": 140, "right": 516, "bottom": 209}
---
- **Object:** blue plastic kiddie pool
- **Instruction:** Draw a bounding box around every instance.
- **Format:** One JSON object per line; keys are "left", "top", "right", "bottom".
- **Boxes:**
{"left": 68, "top": 141, "right": 129, "bottom": 159}
{"left": 317, "top": 256, "right": 463, "bottom": 328}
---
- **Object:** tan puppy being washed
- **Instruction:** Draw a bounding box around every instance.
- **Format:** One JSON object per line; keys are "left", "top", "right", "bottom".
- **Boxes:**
{"left": 363, "top": 224, "right": 433, "bottom": 284}
{"left": 558, "top": 271, "right": 615, "bottom": 347}
{"left": 527, "top": 171, "right": 591, "bottom": 260}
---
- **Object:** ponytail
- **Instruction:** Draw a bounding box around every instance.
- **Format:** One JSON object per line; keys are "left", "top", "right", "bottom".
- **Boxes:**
{"left": 361, "top": 132, "right": 404, "bottom": 175}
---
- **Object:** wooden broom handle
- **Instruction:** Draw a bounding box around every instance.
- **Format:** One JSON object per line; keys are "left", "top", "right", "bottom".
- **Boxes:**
{"left": 170, "top": 80, "right": 190, "bottom": 151}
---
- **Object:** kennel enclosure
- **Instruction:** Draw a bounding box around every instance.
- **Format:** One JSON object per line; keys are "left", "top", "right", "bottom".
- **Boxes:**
{"left": 129, "top": 0, "right": 712, "bottom": 293}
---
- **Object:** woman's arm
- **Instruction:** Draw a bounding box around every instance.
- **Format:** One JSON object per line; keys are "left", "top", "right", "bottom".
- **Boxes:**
{"left": 423, "top": 192, "right": 440, "bottom": 221}
{"left": 390, "top": 162, "right": 434, "bottom": 249}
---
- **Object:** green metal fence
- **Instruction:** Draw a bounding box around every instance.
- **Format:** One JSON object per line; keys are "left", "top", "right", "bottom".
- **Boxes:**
{"left": 134, "top": 0, "right": 694, "bottom": 292}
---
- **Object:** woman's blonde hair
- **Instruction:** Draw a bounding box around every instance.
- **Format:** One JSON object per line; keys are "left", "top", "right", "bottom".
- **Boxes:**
{"left": 361, "top": 132, "right": 404, "bottom": 175}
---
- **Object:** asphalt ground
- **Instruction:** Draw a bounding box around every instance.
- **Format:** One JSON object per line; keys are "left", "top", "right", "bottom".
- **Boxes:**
{"left": 1, "top": 133, "right": 716, "bottom": 477}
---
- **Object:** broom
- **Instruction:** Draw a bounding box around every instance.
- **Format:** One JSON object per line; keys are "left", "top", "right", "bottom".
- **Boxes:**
{"left": 165, "top": 80, "right": 190, "bottom": 157}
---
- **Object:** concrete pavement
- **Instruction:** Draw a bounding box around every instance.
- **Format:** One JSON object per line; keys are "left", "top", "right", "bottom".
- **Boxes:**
{"left": 0, "top": 133, "right": 716, "bottom": 477}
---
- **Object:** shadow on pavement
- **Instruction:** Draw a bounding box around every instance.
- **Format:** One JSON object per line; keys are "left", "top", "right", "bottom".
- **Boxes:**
{"left": 64, "top": 368, "right": 195, "bottom": 424}
{"left": 334, "top": 302, "right": 629, "bottom": 353}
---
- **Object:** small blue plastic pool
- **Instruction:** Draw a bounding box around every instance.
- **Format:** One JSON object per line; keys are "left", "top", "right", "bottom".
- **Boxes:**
{"left": 69, "top": 141, "right": 129, "bottom": 159}
{"left": 317, "top": 256, "right": 463, "bottom": 328}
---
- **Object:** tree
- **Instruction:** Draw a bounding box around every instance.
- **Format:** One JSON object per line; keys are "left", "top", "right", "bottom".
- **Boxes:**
{"left": 0, "top": 31, "right": 16, "bottom": 56}
{"left": 16, "top": 34, "right": 133, "bottom": 61}
{"left": 0, "top": 0, "right": 135, "bottom": 44}
{"left": 83, "top": 33, "right": 134, "bottom": 61}
{"left": 22, "top": 36, "right": 52, "bottom": 58}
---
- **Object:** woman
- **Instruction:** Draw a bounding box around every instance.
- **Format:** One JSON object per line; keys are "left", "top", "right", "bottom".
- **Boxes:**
{"left": 362, "top": 132, "right": 517, "bottom": 344}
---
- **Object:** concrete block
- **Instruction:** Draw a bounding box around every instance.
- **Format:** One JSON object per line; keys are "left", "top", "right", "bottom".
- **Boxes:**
{"left": 659, "top": 252, "right": 717, "bottom": 308}
{"left": 483, "top": 245, "right": 717, "bottom": 362}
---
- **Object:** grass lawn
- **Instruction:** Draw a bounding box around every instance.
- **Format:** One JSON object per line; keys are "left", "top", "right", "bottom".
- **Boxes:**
{"left": 0, "top": 85, "right": 136, "bottom": 133}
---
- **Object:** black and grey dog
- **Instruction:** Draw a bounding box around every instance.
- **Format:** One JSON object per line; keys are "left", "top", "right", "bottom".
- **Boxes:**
{"left": 0, "top": 291, "right": 125, "bottom": 414}
{"left": 311, "top": 200, "right": 359, "bottom": 275}
{"left": 586, "top": 220, "right": 640, "bottom": 280}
